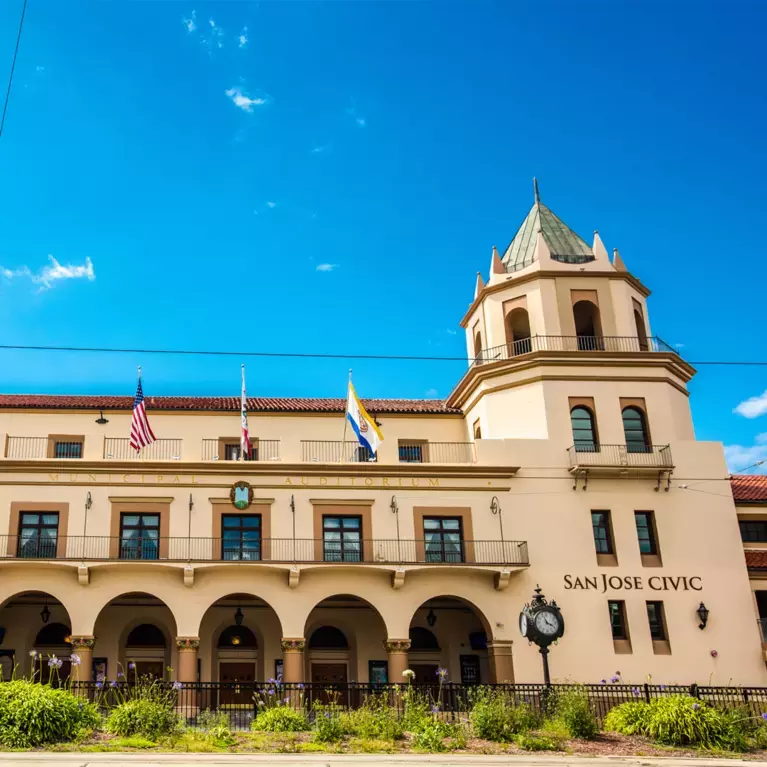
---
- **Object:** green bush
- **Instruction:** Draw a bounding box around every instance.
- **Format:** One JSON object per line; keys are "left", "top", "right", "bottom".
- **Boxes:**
{"left": 551, "top": 686, "right": 598, "bottom": 739}
{"left": 412, "top": 719, "right": 453, "bottom": 752}
{"left": 401, "top": 688, "right": 432, "bottom": 734}
{"left": 0, "top": 680, "right": 101, "bottom": 747}
{"left": 515, "top": 733, "right": 560, "bottom": 751}
{"left": 312, "top": 707, "right": 344, "bottom": 743}
{"left": 603, "top": 701, "right": 651, "bottom": 735}
{"left": 196, "top": 708, "right": 233, "bottom": 742}
{"left": 470, "top": 690, "right": 539, "bottom": 741}
{"left": 251, "top": 706, "right": 308, "bottom": 732}
{"left": 339, "top": 696, "right": 403, "bottom": 740}
{"left": 105, "top": 698, "right": 181, "bottom": 740}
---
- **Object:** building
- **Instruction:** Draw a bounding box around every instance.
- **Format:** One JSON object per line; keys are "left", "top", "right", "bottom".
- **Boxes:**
{"left": 1, "top": 183, "right": 764, "bottom": 688}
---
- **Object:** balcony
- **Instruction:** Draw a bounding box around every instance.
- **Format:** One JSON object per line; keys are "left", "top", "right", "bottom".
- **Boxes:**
{"left": 4, "top": 436, "right": 83, "bottom": 460}
{"left": 201, "top": 439, "right": 281, "bottom": 462}
{"left": 103, "top": 438, "right": 182, "bottom": 461}
{"left": 301, "top": 441, "right": 376, "bottom": 463}
{"left": 0, "top": 536, "right": 529, "bottom": 566}
{"left": 398, "top": 442, "right": 475, "bottom": 464}
{"left": 568, "top": 443, "right": 673, "bottom": 469}
{"left": 473, "top": 335, "right": 678, "bottom": 366}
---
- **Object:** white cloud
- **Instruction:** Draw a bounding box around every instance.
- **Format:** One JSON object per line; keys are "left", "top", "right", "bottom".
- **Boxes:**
{"left": 311, "top": 144, "right": 329, "bottom": 154}
{"left": 724, "top": 442, "right": 767, "bottom": 474}
{"left": 316, "top": 263, "right": 339, "bottom": 272}
{"left": 734, "top": 391, "right": 767, "bottom": 419}
{"left": 425, "top": 388, "right": 439, "bottom": 397}
{"left": 346, "top": 106, "right": 367, "bottom": 127}
{"left": 446, "top": 328, "right": 457, "bottom": 335}
{"left": 238, "top": 27, "right": 248, "bottom": 47}
{"left": 225, "top": 87, "right": 267, "bottom": 112}
{"left": 0, "top": 255, "right": 95, "bottom": 292}
{"left": 182, "top": 10, "right": 196, "bottom": 32}
{"left": 35, "top": 65, "right": 44, "bottom": 72}
{"left": 265, "top": 201, "right": 277, "bottom": 209}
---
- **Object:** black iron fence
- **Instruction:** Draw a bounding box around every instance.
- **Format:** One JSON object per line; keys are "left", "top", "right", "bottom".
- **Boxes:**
{"left": 65, "top": 682, "right": 767, "bottom": 730}
{"left": 0, "top": 536, "right": 529, "bottom": 565}
{"left": 567, "top": 443, "right": 673, "bottom": 469}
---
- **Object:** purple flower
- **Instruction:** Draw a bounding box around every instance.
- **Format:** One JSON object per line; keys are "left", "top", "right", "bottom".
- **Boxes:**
{"left": 110, "top": 680, "right": 118, "bottom": 688}
{"left": 284, "top": 697, "right": 290, "bottom": 704}
{"left": 267, "top": 689, "right": 274, "bottom": 696}
{"left": 692, "top": 703, "right": 701, "bottom": 710}
{"left": 610, "top": 676, "right": 619, "bottom": 684}
{"left": 267, "top": 677, "right": 276, "bottom": 685}
{"left": 600, "top": 679, "right": 607, "bottom": 685}
{"left": 437, "top": 667, "right": 448, "bottom": 680}
{"left": 95, "top": 681, "right": 103, "bottom": 689}
{"left": 117, "top": 671, "right": 124, "bottom": 678}
{"left": 324, "top": 712, "right": 331, "bottom": 719}
{"left": 631, "top": 687, "right": 641, "bottom": 697}
{"left": 128, "top": 662, "right": 136, "bottom": 670}
{"left": 48, "top": 657, "right": 63, "bottom": 669}
{"left": 70, "top": 653, "right": 81, "bottom": 666}
{"left": 297, "top": 683, "right": 305, "bottom": 690}
{"left": 761, "top": 713, "right": 767, "bottom": 721}
{"left": 172, "top": 681, "right": 183, "bottom": 690}
{"left": 431, "top": 705, "right": 440, "bottom": 714}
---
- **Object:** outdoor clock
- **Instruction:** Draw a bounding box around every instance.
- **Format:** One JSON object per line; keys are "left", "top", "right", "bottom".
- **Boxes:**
{"left": 519, "top": 585, "right": 565, "bottom": 685}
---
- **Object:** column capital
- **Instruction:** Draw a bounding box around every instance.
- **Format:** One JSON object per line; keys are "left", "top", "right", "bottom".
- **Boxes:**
{"left": 176, "top": 637, "right": 200, "bottom": 650}
{"left": 69, "top": 636, "right": 96, "bottom": 650}
{"left": 280, "top": 638, "right": 306, "bottom": 652}
{"left": 383, "top": 639, "right": 411, "bottom": 653}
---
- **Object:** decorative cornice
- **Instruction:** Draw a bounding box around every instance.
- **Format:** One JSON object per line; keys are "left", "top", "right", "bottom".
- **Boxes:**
{"left": 280, "top": 638, "right": 306, "bottom": 652}
{"left": 383, "top": 639, "right": 411, "bottom": 653}
{"left": 176, "top": 637, "right": 200, "bottom": 650}
{"left": 69, "top": 636, "right": 96, "bottom": 649}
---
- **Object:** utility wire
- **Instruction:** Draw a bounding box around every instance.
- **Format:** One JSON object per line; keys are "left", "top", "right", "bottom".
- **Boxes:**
{"left": 0, "top": 0, "right": 28, "bottom": 138}
{"left": 0, "top": 343, "right": 766, "bottom": 366}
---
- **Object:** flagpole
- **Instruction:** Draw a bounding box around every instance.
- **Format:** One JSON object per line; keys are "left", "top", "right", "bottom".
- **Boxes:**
{"left": 340, "top": 369, "right": 351, "bottom": 463}
{"left": 136, "top": 365, "right": 142, "bottom": 460}
{"left": 241, "top": 364, "right": 246, "bottom": 463}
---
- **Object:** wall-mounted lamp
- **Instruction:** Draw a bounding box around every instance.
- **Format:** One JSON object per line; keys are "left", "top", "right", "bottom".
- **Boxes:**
{"left": 234, "top": 606, "right": 244, "bottom": 626}
{"left": 697, "top": 602, "right": 710, "bottom": 630}
{"left": 95, "top": 410, "right": 109, "bottom": 425}
{"left": 426, "top": 608, "right": 437, "bottom": 628}
{"left": 188, "top": 494, "right": 194, "bottom": 512}
{"left": 40, "top": 603, "right": 51, "bottom": 624}
{"left": 390, "top": 496, "right": 398, "bottom": 515}
{"left": 490, "top": 495, "right": 504, "bottom": 542}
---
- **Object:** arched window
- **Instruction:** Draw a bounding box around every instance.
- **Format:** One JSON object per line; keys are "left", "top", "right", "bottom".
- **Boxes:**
{"left": 126, "top": 623, "right": 166, "bottom": 647}
{"left": 474, "top": 332, "right": 483, "bottom": 363}
{"left": 634, "top": 310, "right": 648, "bottom": 351}
{"left": 218, "top": 625, "right": 258, "bottom": 648}
{"left": 573, "top": 300, "right": 603, "bottom": 350}
{"left": 35, "top": 623, "right": 71, "bottom": 646}
{"left": 409, "top": 626, "right": 440, "bottom": 651}
{"left": 507, "top": 308, "right": 532, "bottom": 355}
{"left": 570, "top": 406, "right": 598, "bottom": 452}
{"left": 622, "top": 407, "right": 650, "bottom": 453}
{"left": 309, "top": 626, "right": 348, "bottom": 649}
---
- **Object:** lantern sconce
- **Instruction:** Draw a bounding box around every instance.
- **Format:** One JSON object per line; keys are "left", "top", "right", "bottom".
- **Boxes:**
{"left": 234, "top": 606, "right": 244, "bottom": 626}
{"left": 426, "top": 608, "right": 437, "bottom": 628}
{"left": 697, "top": 602, "right": 710, "bottom": 630}
{"left": 390, "top": 496, "right": 398, "bottom": 515}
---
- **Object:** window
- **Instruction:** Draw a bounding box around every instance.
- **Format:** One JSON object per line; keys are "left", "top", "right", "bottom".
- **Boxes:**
{"left": 591, "top": 511, "right": 613, "bottom": 554}
{"left": 223, "top": 441, "right": 257, "bottom": 461}
{"left": 646, "top": 601, "right": 666, "bottom": 641}
{"left": 622, "top": 407, "right": 650, "bottom": 453}
{"left": 635, "top": 512, "right": 658, "bottom": 554}
{"left": 354, "top": 445, "right": 376, "bottom": 463}
{"left": 119, "top": 513, "right": 160, "bottom": 560}
{"left": 739, "top": 520, "right": 767, "bottom": 543}
{"left": 53, "top": 440, "right": 82, "bottom": 459}
{"left": 608, "top": 600, "right": 628, "bottom": 640}
{"left": 17, "top": 512, "right": 59, "bottom": 558}
{"left": 222, "top": 514, "right": 261, "bottom": 561}
{"left": 322, "top": 516, "right": 362, "bottom": 562}
{"left": 423, "top": 517, "right": 464, "bottom": 563}
{"left": 571, "top": 406, "right": 598, "bottom": 451}
{"left": 460, "top": 655, "right": 481, "bottom": 684}
{"left": 473, "top": 420, "right": 482, "bottom": 439}
{"left": 399, "top": 442, "right": 425, "bottom": 463}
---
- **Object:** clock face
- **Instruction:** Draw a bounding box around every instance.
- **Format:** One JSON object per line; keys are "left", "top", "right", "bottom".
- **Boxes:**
{"left": 534, "top": 609, "right": 560, "bottom": 636}
{"left": 519, "top": 613, "right": 528, "bottom": 637}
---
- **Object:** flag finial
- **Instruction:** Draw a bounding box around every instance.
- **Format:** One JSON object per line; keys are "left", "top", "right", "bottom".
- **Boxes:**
{"left": 533, "top": 177, "right": 540, "bottom": 204}
{"left": 137, "top": 365, "right": 142, "bottom": 378}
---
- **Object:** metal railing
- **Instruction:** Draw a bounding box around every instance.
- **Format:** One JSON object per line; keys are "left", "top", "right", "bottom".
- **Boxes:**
{"left": 568, "top": 443, "right": 673, "bottom": 469}
{"left": 64, "top": 681, "right": 767, "bottom": 728}
{"left": 0, "top": 536, "right": 529, "bottom": 565}
{"left": 4, "top": 436, "right": 83, "bottom": 459}
{"left": 472, "top": 335, "right": 678, "bottom": 366}
{"left": 103, "top": 438, "right": 182, "bottom": 461}
{"left": 201, "top": 439, "right": 281, "bottom": 461}
{"left": 301, "top": 441, "right": 376, "bottom": 463}
{"left": 398, "top": 441, "right": 475, "bottom": 464}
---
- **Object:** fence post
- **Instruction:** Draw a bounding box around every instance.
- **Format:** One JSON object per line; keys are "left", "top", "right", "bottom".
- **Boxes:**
{"left": 689, "top": 683, "right": 699, "bottom": 699}
{"left": 644, "top": 683, "right": 651, "bottom": 704}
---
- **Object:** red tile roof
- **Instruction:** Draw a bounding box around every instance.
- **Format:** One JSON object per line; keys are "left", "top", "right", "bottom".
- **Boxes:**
{"left": 0, "top": 394, "right": 461, "bottom": 415}
{"left": 745, "top": 550, "right": 767, "bottom": 570}
{"left": 731, "top": 474, "right": 767, "bottom": 504}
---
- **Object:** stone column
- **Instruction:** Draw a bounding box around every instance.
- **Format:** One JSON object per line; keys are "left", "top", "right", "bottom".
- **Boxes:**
{"left": 281, "top": 638, "right": 306, "bottom": 683}
{"left": 176, "top": 638, "right": 199, "bottom": 683}
{"left": 69, "top": 636, "right": 95, "bottom": 683}
{"left": 384, "top": 639, "right": 411, "bottom": 683}
{"left": 487, "top": 640, "right": 514, "bottom": 683}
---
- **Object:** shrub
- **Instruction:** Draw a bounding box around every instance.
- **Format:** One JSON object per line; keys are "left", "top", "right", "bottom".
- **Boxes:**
{"left": 105, "top": 698, "right": 182, "bottom": 740}
{"left": 312, "top": 707, "right": 344, "bottom": 743}
{"left": 0, "top": 680, "right": 101, "bottom": 747}
{"left": 470, "top": 689, "right": 539, "bottom": 741}
{"left": 401, "top": 687, "right": 432, "bottom": 734}
{"left": 551, "top": 686, "right": 598, "bottom": 739}
{"left": 412, "top": 719, "right": 453, "bottom": 752}
{"left": 603, "top": 701, "right": 651, "bottom": 735}
{"left": 251, "top": 706, "right": 309, "bottom": 732}
{"left": 515, "top": 733, "right": 560, "bottom": 751}
{"left": 196, "top": 708, "right": 233, "bottom": 742}
{"left": 339, "top": 696, "right": 403, "bottom": 740}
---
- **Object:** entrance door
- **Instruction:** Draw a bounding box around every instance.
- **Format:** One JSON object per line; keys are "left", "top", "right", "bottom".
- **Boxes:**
{"left": 134, "top": 661, "right": 164, "bottom": 680}
{"left": 220, "top": 662, "right": 256, "bottom": 705}
{"left": 410, "top": 663, "right": 438, "bottom": 685}
{"left": 312, "top": 663, "right": 348, "bottom": 705}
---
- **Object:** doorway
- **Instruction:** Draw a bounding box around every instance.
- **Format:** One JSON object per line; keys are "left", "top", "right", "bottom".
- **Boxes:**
{"left": 312, "top": 663, "right": 348, "bottom": 704}
{"left": 220, "top": 662, "right": 255, "bottom": 705}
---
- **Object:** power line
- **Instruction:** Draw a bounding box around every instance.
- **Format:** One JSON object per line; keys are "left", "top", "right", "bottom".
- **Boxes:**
{"left": 0, "top": 0, "right": 28, "bottom": 138}
{"left": 0, "top": 343, "right": 767, "bottom": 366}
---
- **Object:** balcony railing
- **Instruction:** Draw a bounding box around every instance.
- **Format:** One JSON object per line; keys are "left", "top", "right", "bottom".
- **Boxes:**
{"left": 301, "top": 441, "right": 376, "bottom": 463}
{"left": 201, "top": 439, "right": 281, "bottom": 462}
{"left": 473, "top": 335, "right": 678, "bottom": 366}
{"left": 4, "top": 437, "right": 83, "bottom": 460}
{"left": 0, "top": 536, "right": 529, "bottom": 566}
{"left": 398, "top": 442, "right": 475, "bottom": 464}
{"left": 568, "top": 443, "right": 673, "bottom": 469}
{"left": 103, "top": 438, "right": 182, "bottom": 461}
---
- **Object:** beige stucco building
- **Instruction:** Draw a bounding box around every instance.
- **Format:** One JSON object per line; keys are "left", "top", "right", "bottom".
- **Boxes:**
{"left": 1, "top": 185, "right": 764, "bottom": 689}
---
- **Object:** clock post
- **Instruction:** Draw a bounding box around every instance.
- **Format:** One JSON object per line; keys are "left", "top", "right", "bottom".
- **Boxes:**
{"left": 519, "top": 585, "right": 565, "bottom": 687}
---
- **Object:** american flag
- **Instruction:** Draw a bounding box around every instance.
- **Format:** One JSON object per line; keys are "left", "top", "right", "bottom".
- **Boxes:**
{"left": 241, "top": 364, "right": 250, "bottom": 460}
{"left": 130, "top": 371, "right": 156, "bottom": 453}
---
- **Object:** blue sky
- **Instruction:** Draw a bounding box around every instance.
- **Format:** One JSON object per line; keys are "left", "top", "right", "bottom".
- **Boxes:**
{"left": 0, "top": 0, "right": 766, "bottom": 469}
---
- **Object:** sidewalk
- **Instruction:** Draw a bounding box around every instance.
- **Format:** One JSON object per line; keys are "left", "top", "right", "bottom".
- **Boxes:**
{"left": 0, "top": 755, "right": 763, "bottom": 767}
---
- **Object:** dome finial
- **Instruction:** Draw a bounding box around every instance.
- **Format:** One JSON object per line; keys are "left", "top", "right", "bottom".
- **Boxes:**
{"left": 533, "top": 177, "right": 540, "bottom": 204}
